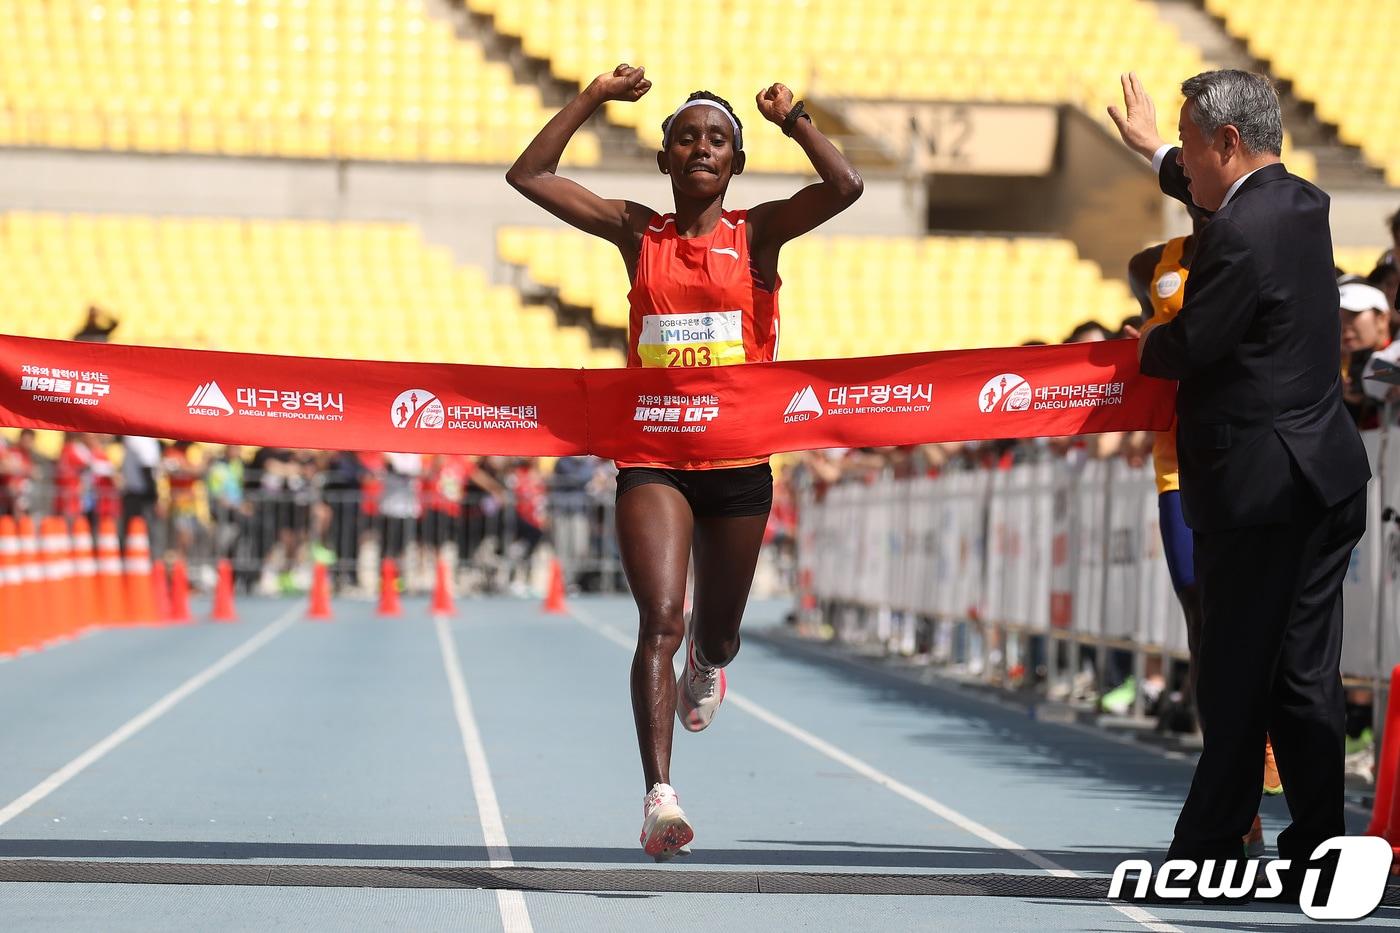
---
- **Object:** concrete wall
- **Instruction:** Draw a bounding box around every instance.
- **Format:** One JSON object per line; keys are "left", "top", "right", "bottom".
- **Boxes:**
{"left": 1330, "top": 190, "right": 1397, "bottom": 250}
{"left": 0, "top": 148, "right": 926, "bottom": 277}
{"left": 1052, "top": 107, "right": 1165, "bottom": 278}
{"left": 920, "top": 106, "right": 1163, "bottom": 277}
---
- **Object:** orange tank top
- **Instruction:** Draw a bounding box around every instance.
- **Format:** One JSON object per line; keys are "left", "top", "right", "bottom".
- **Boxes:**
{"left": 618, "top": 208, "right": 780, "bottom": 471}
{"left": 1150, "top": 236, "right": 1189, "bottom": 494}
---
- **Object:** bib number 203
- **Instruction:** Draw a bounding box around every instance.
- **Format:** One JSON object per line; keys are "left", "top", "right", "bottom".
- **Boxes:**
{"left": 666, "top": 346, "right": 713, "bottom": 367}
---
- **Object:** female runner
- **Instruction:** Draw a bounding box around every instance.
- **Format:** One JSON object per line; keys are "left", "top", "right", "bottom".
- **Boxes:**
{"left": 508, "top": 63, "right": 863, "bottom": 858}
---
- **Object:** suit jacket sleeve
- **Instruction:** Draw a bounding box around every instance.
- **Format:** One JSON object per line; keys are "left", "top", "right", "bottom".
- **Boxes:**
{"left": 1158, "top": 147, "right": 1191, "bottom": 206}
{"left": 1140, "top": 217, "right": 1259, "bottom": 380}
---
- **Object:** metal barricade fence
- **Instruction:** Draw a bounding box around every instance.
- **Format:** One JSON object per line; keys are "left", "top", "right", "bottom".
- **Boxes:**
{"left": 11, "top": 480, "right": 630, "bottom": 598}
{"left": 797, "top": 440, "right": 1394, "bottom": 704}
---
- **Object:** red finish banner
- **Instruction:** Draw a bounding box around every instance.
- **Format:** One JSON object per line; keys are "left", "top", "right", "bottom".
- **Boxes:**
{"left": 0, "top": 335, "right": 1174, "bottom": 457}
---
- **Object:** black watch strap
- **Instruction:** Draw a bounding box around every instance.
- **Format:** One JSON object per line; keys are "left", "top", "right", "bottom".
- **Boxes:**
{"left": 781, "top": 100, "right": 812, "bottom": 137}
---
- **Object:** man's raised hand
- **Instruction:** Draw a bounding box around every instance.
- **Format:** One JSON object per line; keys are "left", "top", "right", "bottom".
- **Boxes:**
{"left": 1107, "top": 72, "right": 1166, "bottom": 161}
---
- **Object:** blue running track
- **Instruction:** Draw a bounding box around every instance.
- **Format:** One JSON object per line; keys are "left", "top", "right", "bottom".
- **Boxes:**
{"left": 0, "top": 596, "right": 1394, "bottom": 931}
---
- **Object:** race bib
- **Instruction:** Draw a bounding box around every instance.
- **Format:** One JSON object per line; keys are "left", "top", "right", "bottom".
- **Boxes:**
{"left": 1155, "top": 270, "right": 1183, "bottom": 299}
{"left": 637, "top": 310, "right": 747, "bottom": 368}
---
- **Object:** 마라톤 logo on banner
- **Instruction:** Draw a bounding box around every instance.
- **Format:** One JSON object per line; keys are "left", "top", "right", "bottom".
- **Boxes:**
{"left": 188, "top": 381, "right": 234, "bottom": 416}
{"left": 978, "top": 373, "right": 1032, "bottom": 413}
{"left": 784, "top": 385, "right": 824, "bottom": 423}
{"left": 391, "top": 389, "right": 445, "bottom": 429}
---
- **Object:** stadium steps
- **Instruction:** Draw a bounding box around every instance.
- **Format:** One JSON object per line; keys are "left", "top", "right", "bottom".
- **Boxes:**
{"left": 495, "top": 226, "right": 1143, "bottom": 357}
{"left": 497, "top": 257, "right": 629, "bottom": 355}
{"left": 450, "top": 2, "right": 653, "bottom": 169}
{"left": 449, "top": 1, "right": 898, "bottom": 174}
{"left": 1150, "top": 0, "right": 1386, "bottom": 190}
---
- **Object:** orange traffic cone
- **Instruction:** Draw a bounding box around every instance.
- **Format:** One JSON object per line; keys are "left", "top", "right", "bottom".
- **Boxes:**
{"left": 15, "top": 517, "right": 40, "bottom": 651}
{"left": 430, "top": 557, "right": 455, "bottom": 618}
{"left": 94, "top": 517, "right": 127, "bottom": 626}
{"left": 0, "top": 516, "right": 17, "bottom": 656}
{"left": 210, "top": 558, "right": 238, "bottom": 622}
{"left": 55, "top": 517, "right": 82, "bottom": 641}
{"left": 307, "top": 562, "right": 333, "bottom": 620}
{"left": 542, "top": 557, "right": 568, "bottom": 615}
{"left": 377, "top": 558, "right": 403, "bottom": 618}
{"left": 40, "top": 517, "right": 74, "bottom": 645}
{"left": 70, "top": 517, "right": 99, "bottom": 633}
{"left": 168, "top": 558, "right": 193, "bottom": 624}
{"left": 123, "top": 517, "right": 156, "bottom": 624}
{"left": 1366, "top": 665, "right": 1400, "bottom": 863}
{"left": 150, "top": 559, "right": 173, "bottom": 625}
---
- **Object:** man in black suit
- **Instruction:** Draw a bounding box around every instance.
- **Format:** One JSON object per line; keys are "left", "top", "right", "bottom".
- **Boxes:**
{"left": 1108, "top": 71, "right": 1370, "bottom": 868}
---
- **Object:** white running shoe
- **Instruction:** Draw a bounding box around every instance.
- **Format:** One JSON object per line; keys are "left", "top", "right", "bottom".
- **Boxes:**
{"left": 676, "top": 630, "right": 727, "bottom": 733}
{"left": 639, "top": 783, "right": 694, "bottom": 861}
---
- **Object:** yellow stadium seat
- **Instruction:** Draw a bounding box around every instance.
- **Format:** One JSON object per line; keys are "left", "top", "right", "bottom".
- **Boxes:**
{"left": 494, "top": 225, "right": 1139, "bottom": 356}
{"left": 0, "top": 210, "right": 611, "bottom": 368}
{"left": 1206, "top": 0, "right": 1387, "bottom": 180}
{"left": 0, "top": 0, "right": 596, "bottom": 166}
{"left": 444, "top": 0, "right": 1310, "bottom": 177}
{"left": 0, "top": 0, "right": 1315, "bottom": 175}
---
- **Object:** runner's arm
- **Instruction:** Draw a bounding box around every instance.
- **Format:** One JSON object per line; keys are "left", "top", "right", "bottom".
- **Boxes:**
{"left": 746, "top": 83, "right": 863, "bottom": 250}
{"left": 1127, "top": 244, "right": 1166, "bottom": 320}
{"left": 506, "top": 65, "right": 656, "bottom": 248}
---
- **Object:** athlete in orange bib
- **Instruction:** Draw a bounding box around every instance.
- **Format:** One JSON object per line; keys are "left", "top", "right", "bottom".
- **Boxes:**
{"left": 509, "top": 63, "right": 862, "bottom": 858}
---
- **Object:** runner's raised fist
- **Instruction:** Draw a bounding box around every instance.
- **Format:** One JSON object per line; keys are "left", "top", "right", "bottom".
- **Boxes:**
{"left": 756, "top": 83, "right": 795, "bottom": 125}
{"left": 590, "top": 64, "right": 652, "bottom": 103}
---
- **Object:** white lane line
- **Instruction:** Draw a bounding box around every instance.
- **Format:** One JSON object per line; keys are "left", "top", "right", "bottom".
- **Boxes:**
{"left": 0, "top": 603, "right": 302, "bottom": 830}
{"left": 569, "top": 605, "right": 1179, "bottom": 933}
{"left": 434, "top": 615, "right": 533, "bottom": 933}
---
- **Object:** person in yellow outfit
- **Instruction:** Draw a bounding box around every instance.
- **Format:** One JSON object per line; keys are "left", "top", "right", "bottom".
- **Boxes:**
{"left": 1129, "top": 204, "right": 1282, "bottom": 859}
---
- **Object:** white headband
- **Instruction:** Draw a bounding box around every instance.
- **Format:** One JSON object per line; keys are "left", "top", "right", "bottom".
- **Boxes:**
{"left": 663, "top": 100, "right": 742, "bottom": 149}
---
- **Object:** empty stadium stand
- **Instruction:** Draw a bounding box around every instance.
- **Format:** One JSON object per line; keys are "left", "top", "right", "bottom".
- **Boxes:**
{"left": 467, "top": 0, "right": 1313, "bottom": 178}
{"left": 1205, "top": 0, "right": 1395, "bottom": 184}
{"left": 499, "top": 226, "right": 1139, "bottom": 355}
{"left": 0, "top": 211, "right": 623, "bottom": 368}
{"left": 0, "top": 0, "right": 599, "bottom": 164}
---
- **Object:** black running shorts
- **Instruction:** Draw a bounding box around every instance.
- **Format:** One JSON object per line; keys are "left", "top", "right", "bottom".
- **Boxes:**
{"left": 615, "top": 463, "right": 773, "bottom": 518}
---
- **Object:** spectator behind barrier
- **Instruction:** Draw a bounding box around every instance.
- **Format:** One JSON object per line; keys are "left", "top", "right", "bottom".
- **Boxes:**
{"left": 1367, "top": 256, "right": 1400, "bottom": 339}
{"left": 1339, "top": 279, "right": 1392, "bottom": 429}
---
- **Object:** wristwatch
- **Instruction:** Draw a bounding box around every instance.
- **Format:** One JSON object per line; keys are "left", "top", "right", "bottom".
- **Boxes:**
{"left": 781, "top": 100, "right": 813, "bottom": 137}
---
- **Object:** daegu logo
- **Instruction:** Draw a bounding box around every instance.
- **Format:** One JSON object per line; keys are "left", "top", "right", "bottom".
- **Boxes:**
{"left": 1108, "top": 835, "right": 1391, "bottom": 920}
{"left": 783, "top": 385, "right": 824, "bottom": 423}
{"left": 187, "top": 381, "right": 234, "bottom": 417}
{"left": 978, "top": 373, "right": 1031, "bottom": 413}
{"left": 391, "top": 389, "right": 444, "bottom": 429}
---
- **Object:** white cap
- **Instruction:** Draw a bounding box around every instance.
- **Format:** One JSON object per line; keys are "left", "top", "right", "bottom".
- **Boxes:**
{"left": 1340, "top": 281, "right": 1389, "bottom": 314}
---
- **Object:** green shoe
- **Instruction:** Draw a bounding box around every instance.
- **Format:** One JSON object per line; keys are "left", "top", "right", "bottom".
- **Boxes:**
{"left": 1100, "top": 676, "right": 1137, "bottom": 716}
{"left": 277, "top": 570, "right": 298, "bottom": 595}
{"left": 1345, "top": 728, "right": 1374, "bottom": 757}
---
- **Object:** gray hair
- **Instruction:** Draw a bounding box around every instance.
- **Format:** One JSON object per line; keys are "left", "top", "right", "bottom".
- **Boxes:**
{"left": 1180, "top": 69, "right": 1283, "bottom": 156}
